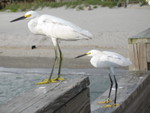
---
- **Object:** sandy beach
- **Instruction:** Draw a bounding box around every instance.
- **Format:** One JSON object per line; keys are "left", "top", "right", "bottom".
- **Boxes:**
{"left": 0, "top": 4, "right": 150, "bottom": 68}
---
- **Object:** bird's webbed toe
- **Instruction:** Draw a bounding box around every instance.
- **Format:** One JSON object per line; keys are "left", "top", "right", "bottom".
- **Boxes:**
{"left": 36, "top": 79, "right": 58, "bottom": 85}
{"left": 103, "top": 103, "right": 120, "bottom": 108}
{"left": 98, "top": 98, "right": 112, "bottom": 104}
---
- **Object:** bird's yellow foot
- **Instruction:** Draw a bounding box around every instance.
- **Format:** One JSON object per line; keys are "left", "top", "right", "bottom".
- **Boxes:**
{"left": 98, "top": 98, "right": 112, "bottom": 104}
{"left": 36, "top": 79, "right": 57, "bottom": 85}
{"left": 54, "top": 77, "right": 65, "bottom": 81}
{"left": 104, "top": 103, "right": 120, "bottom": 108}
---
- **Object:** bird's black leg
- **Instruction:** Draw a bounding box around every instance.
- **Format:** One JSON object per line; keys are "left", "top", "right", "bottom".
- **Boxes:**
{"left": 113, "top": 75, "right": 118, "bottom": 104}
{"left": 56, "top": 43, "right": 64, "bottom": 81}
{"left": 108, "top": 73, "right": 113, "bottom": 99}
{"left": 48, "top": 46, "right": 58, "bottom": 81}
{"left": 36, "top": 46, "right": 58, "bottom": 84}
{"left": 98, "top": 73, "right": 113, "bottom": 104}
{"left": 103, "top": 75, "right": 120, "bottom": 108}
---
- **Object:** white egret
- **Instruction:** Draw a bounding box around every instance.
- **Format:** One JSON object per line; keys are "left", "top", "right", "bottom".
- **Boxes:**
{"left": 75, "top": 49, "right": 132, "bottom": 108}
{"left": 10, "top": 11, "right": 93, "bottom": 84}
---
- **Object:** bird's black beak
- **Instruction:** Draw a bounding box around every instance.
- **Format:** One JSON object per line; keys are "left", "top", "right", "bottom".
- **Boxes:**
{"left": 10, "top": 16, "right": 26, "bottom": 22}
{"left": 75, "top": 53, "right": 87, "bottom": 59}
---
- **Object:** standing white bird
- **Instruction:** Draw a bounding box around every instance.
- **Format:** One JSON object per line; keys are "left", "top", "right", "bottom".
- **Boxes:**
{"left": 10, "top": 11, "right": 93, "bottom": 84}
{"left": 75, "top": 49, "right": 132, "bottom": 108}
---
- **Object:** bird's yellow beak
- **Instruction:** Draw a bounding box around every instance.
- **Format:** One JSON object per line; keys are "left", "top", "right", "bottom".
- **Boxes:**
{"left": 75, "top": 52, "right": 91, "bottom": 59}
{"left": 10, "top": 14, "right": 31, "bottom": 22}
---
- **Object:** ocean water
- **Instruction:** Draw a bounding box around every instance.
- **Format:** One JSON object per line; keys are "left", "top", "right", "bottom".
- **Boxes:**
{"left": 0, "top": 67, "right": 127, "bottom": 105}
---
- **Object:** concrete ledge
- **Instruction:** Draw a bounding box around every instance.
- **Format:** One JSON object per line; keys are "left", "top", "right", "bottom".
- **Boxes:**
{"left": 0, "top": 75, "right": 90, "bottom": 113}
{"left": 91, "top": 71, "right": 150, "bottom": 113}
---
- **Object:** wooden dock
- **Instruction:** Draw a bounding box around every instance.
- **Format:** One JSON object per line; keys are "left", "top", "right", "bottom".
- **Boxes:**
{"left": 128, "top": 28, "right": 150, "bottom": 71}
{"left": 0, "top": 75, "right": 90, "bottom": 113}
{"left": 0, "top": 70, "right": 150, "bottom": 113}
{"left": 91, "top": 71, "right": 150, "bottom": 113}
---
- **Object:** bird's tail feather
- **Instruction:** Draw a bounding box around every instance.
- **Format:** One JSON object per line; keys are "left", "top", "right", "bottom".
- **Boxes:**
{"left": 81, "top": 30, "right": 93, "bottom": 40}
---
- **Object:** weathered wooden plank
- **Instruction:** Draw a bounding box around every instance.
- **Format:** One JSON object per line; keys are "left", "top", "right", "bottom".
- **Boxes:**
{"left": 146, "top": 44, "right": 150, "bottom": 62}
{"left": 91, "top": 71, "right": 150, "bottom": 113}
{"left": 128, "top": 38, "right": 150, "bottom": 44}
{"left": 0, "top": 75, "right": 90, "bottom": 113}
{"left": 129, "top": 44, "right": 139, "bottom": 70}
{"left": 129, "top": 42, "right": 147, "bottom": 71}
{"left": 122, "top": 72, "right": 150, "bottom": 113}
{"left": 0, "top": 82, "right": 62, "bottom": 113}
{"left": 128, "top": 28, "right": 150, "bottom": 71}
{"left": 138, "top": 42, "right": 147, "bottom": 70}
{"left": 128, "top": 43, "right": 141, "bottom": 70}
{"left": 54, "top": 88, "right": 90, "bottom": 113}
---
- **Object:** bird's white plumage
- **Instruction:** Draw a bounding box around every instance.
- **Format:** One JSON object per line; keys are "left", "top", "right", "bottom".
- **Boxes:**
{"left": 87, "top": 50, "right": 131, "bottom": 68}
{"left": 27, "top": 12, "right": 93, "bottom": 41}
{"left": 10, "top": 11, "right": 93, "bottom": 84}
{"left": 75, "top": 49, "right": 132, "bottom": 106}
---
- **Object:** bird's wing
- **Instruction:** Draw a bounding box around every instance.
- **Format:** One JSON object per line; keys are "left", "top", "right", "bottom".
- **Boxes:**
{"left": 38, "top": 15, "right": 93, "bottom": 39}
{"left": 102, "top": 51, "right": 131, "bottom": 66}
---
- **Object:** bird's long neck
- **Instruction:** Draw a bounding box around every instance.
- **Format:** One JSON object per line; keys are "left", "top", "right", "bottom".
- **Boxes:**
{"left": 90, "top": 55, "right": 101, "bottom": 68}
{"left": 28, "top": 17, "right": 39, "bottom": 34}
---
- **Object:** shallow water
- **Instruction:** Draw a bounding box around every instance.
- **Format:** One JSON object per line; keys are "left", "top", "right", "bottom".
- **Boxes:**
{"left": 0, "top": 67, "right": 128, "bottom": 105}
